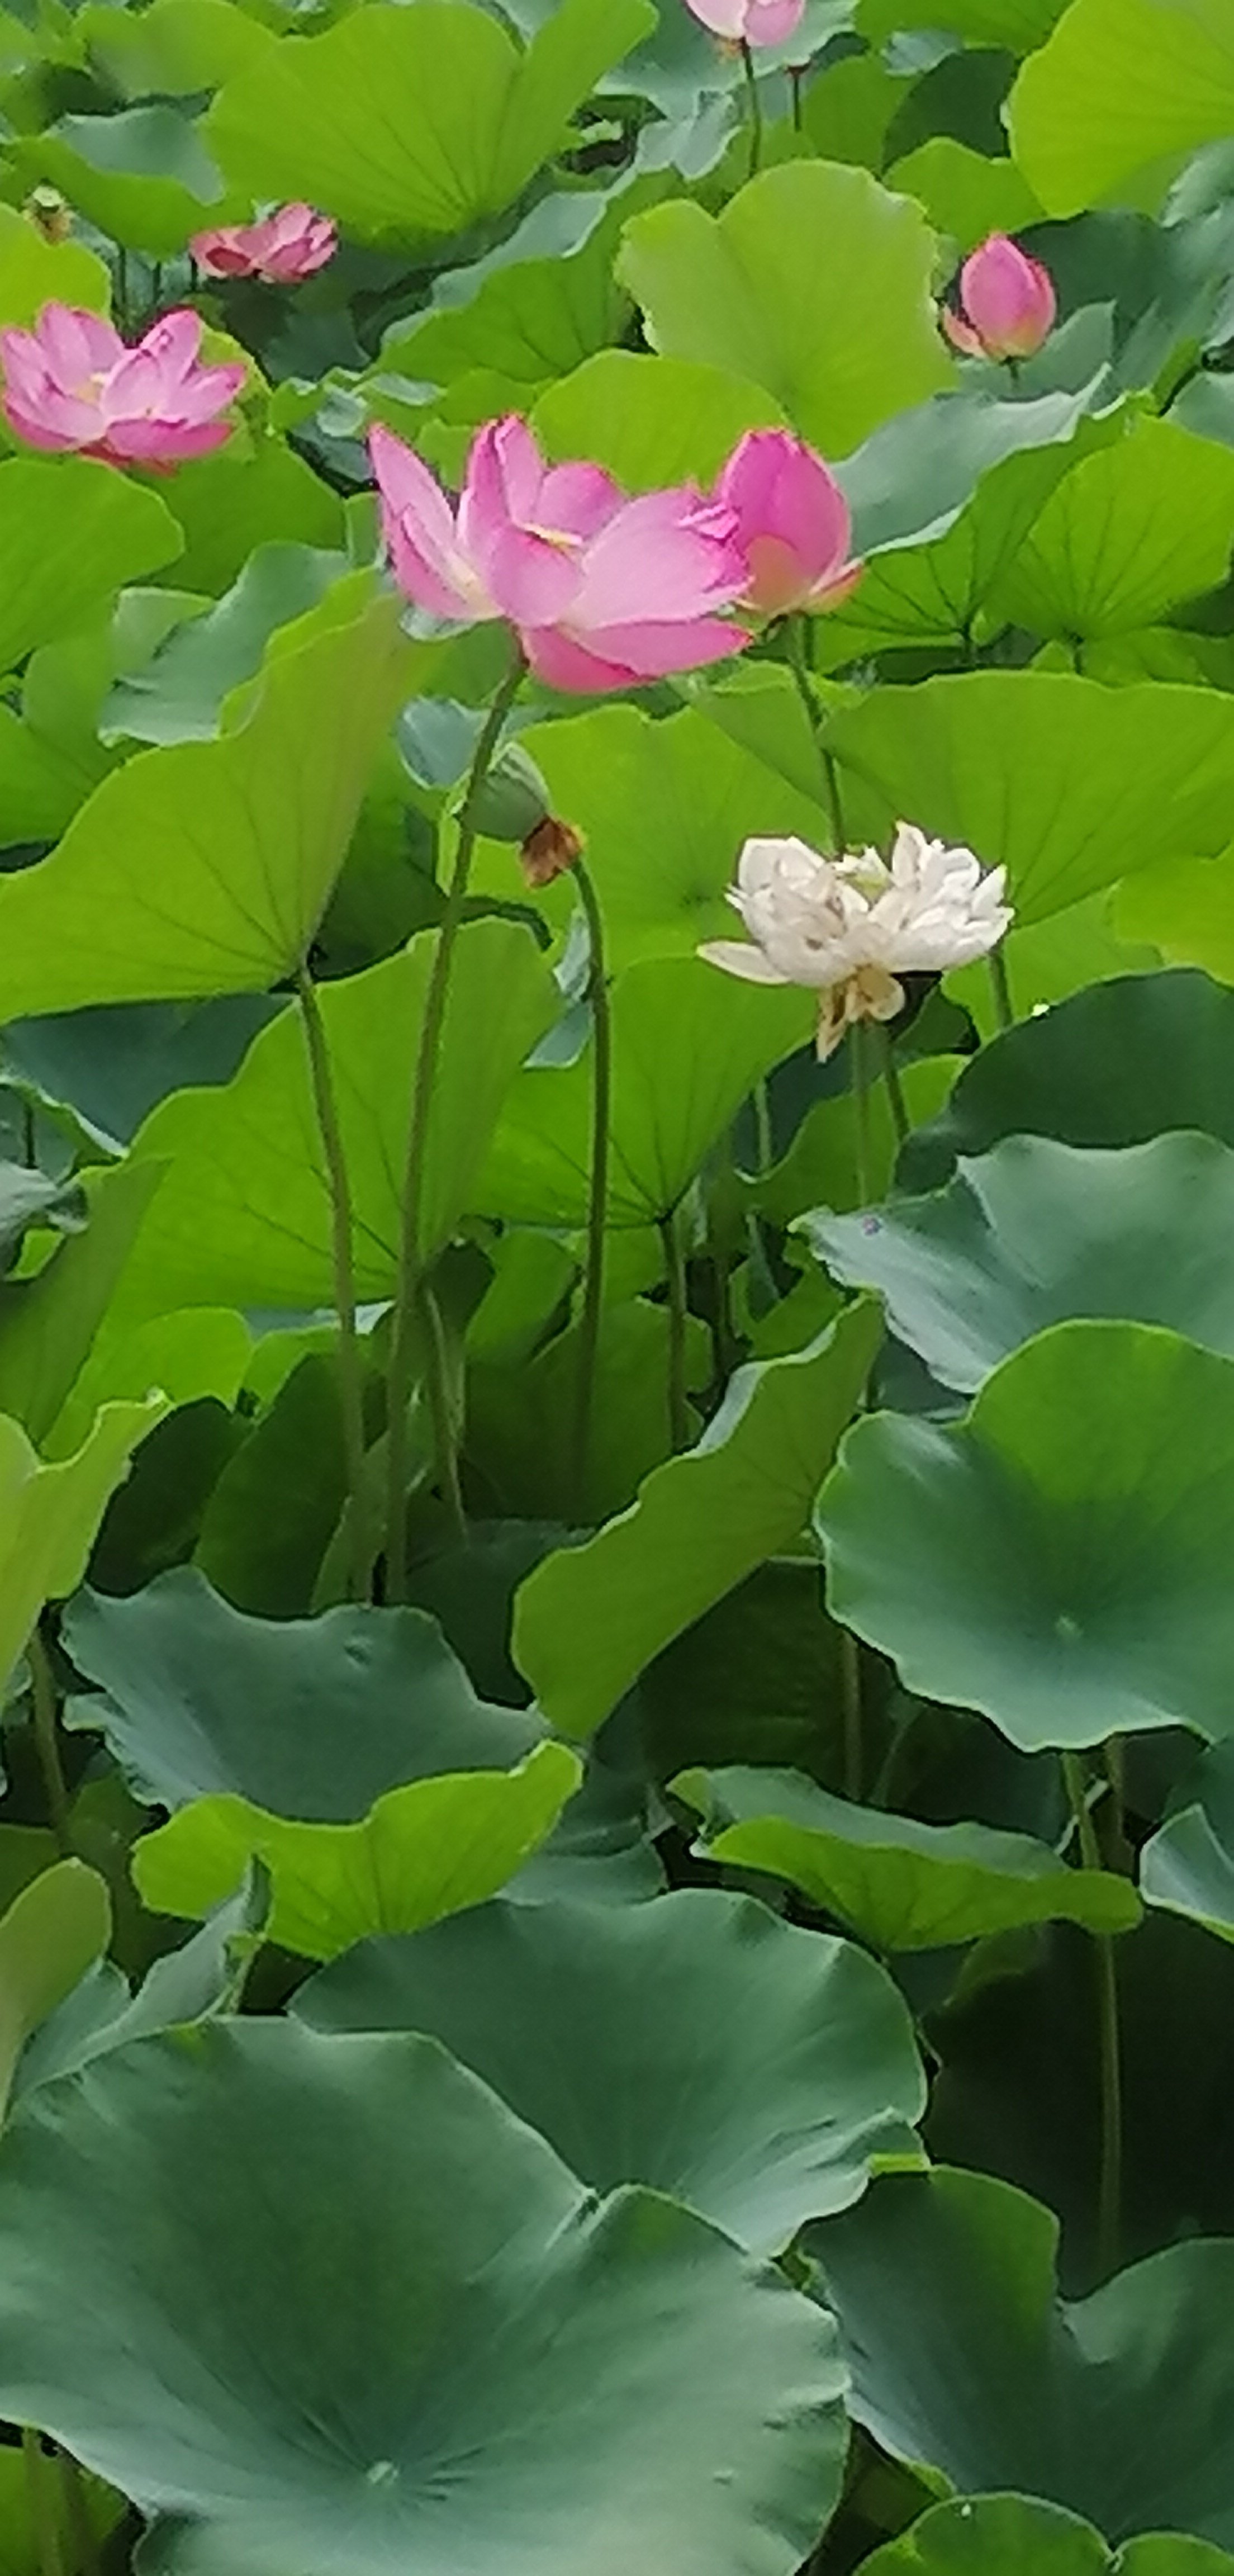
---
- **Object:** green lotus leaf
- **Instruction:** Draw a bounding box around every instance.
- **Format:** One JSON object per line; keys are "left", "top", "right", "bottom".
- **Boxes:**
{"left": 816, "top": 2165, "right": 1234, "bottom": 2542}
{"left": 297, "top": 1887, "right": 927, "bottom": 2253}
{"left": 804, "top": 1134, "right": 1234, "bottom": 1393}
{"left": 677, "top": 1765, "right": 1140, "bottom": 1949}
{"left": 0, "top": 2021, "right": 848, "bottom": 2572}
{"left": 820, "top": 1320, "right": 1234, "bottom": 1753}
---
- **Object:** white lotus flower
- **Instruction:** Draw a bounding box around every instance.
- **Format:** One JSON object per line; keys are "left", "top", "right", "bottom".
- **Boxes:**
{"left": 699, "top": 822, "right": 1012, "bottom": 1058}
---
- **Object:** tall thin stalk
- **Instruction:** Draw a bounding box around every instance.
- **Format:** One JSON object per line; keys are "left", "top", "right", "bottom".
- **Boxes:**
{"left": 1063, "top": 1749, "right": 1123, "bottom": 2280}
{"left": 384, "top": 648, "right": 525, "bottom": 1598}
{"left": 989, "top": 944, "right": 1014, "bottom": 1033}
{"left": 296, "top": 962, "right": 371, "bottom": 1602}
{"left": 659, "top": 1205, "right": 690, "bottom": 1452}
{"left": 850, "top": 1016, "right": 874, "bottom": 1208}
{"left": 739, "top": 40, "right": 763, "bottom": 182}
{"left": 23, "top": 2430, "right": 63, "bottom": 2576}
{"left": 569, "top": 854, "right": 613, "bottom": 1520}
{"left": 29, "top": 1624, "right": 70, "bottom": 1859}
{"left": 877, "top": 1022, "right": 910, "bottom": 1150}
{"left": 839, "top": 1629, "right": 863, "bottom": 1801}
{"left": 60, "top": 2456, "right": 101, "bottom": 2576}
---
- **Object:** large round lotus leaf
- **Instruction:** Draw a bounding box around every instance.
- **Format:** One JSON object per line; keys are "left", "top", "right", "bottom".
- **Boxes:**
{"left": 814, "top": 2166, "right": 1234, "bottom": 2544}
{"left": 1141, "top": 1744, "right": 1234, "bottom": 1943}
{"left": 819, "top": 1320, "right": 1234, "bottom": 1754}
{"left": 295, "top": 1888, "right": 927, "bottom": 2254}
{"left": 901, "top": 971, "right": 1234, "bottom": 1192}
{"left": 675, "top": 1767, "right": 1138, "bottom": 1949}
{"left": 858, "top": 2494, "right": 1234, "bottom": 2576}
{"left": 0, "top": 2021, "right": 847, "bottom": 2576}
{"left": 805, "top": 1134, "right": 1234, "bottom": 1393}
{"left": 61, "top": 1568, "right": 541, "bottom": 1814}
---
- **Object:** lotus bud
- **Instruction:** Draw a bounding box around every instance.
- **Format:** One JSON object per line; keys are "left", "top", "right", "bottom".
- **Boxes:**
{"left": 463, "top": 741, "right": 552, "bottom": 844}
{"left": 943, "top": 235, "right": 1056, "bottom": 363}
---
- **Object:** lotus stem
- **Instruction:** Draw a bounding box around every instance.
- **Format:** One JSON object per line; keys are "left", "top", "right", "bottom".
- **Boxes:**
{"left": 23, "top": 2430, "right": 62, "bottom": 2576}
{"left": 878, "top": 1024, "right": 910, "bottom": 1150}
{"left": 29, "top": 1623, "right": 71, "bottom": 1860}
{"left": 790, "top": 65, "right": 805, "bottom": 131}
{"left": 296, "top": 962, "right": 371, "bottom": 1602}
{"left": 989, "top": 943, "right": 1014, "bottom": 1032}
{"left": 417, "top": 1276, "right": 467, "bottom": 1547}
{"left": 568, "top": 854, "right": 613, "bottom": 1522}
{"left": 851, "top": 1016, "right": 874, "bottom": 1208}
{"left": 384, "top": 645, "right": 525, "bottom": 1599}
{"left": 1063, "top": 1749, "right": 1123, "bottom": 2281}
{"left": 839, "top": 1628, "right": 863, "bottom": 1801}
{"left": 60, "top": 2454, "right": 101, "bottom": 2576}
{"left": 740, "top": 40, "right": 763, "bottom": 182}
{"left": 660, "top": 1205, "right": 690, "bottom": 1452}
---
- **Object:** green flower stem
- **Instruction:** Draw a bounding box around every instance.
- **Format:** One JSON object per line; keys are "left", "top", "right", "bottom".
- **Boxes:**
{"left": 23, "top": 2430, "right": 63, "bottom": 2576}
{"left": 659, "top": 1205, "right": 690, "bottom": 1452}
{"left": 851, "top": 1016, "right": 874, "bottom": 1208}
{"left": 29, "top": 1623, "right": 71, "bottom": 1860}
{"left": 752, "top": 1077, "right": 774, "bottom": 1173}
{"left": 384, "top": 646, "right": 525, "bottom": 1600}
{"left": 989, "top": 943, "right": 1014, "bottom": 1033}
{"left": 740, "top": 40, "right": 763, "bottom": 182}
{"left": 60, "top": 2455, "right": 101, "bottom": 2576}
{"left": 839, "top": 1627, "right": 863, "bottom": 1802}
{"left": 790, "top": 65, "right": 805, "bottom": 131}
{"left": 878, "top": 1024, "right": 910, "bottom": 1150}
{"left": 418, "top": 1275, "right": 467, "bottom": 1547}
{"left": 296, "top": 962, "right": 371, "bottom": 1603}
{"left": 569, "top": 853, "right": 613, "bottom": 1521}
{"left": 1063, "top": 1749, "right": 1123, "bottom": 2281}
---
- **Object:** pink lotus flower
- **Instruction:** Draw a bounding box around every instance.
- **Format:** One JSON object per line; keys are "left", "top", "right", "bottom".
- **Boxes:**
{"left": 716, "top": 429, "right": 861, "bottom": 618}
{"left": 191, "top": 203, "right": 337, "bottom": 286}
{"left": 370, "top": 414, "right": 749, "bottom": 694}
{"left": 0, "top": 304, "right": 245, "bottom": 466}
{"left": 685, "top": 0, "right": 806, "bottom": 43}
{"left": 943, "top": 235, "right": 1056, "bottom": 363}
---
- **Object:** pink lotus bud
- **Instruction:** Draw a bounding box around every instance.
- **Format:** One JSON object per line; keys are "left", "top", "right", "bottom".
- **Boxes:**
{"left": 191, "top": 203, "right": 337, "bottom": 286}
{"left": 0, "top": 303, "right": 245, "bottom": 467}
{"left": 942, "top": 234, "right": 1056, "bottom": 363}
{"left": 716, "top": 429, "right": 862, "bottom": 618}
{"left": 369, "top": 413, "right": 750, "bottom": 695}
{"left": 684, "top": 0, "right": 806, "bottom": 45}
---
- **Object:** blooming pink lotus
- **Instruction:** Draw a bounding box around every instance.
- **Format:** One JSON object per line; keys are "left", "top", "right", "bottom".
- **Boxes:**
{"left": 943, "top": 235, "right": 1056, "bottom": 363}
{"left": 716, "top": 429, "right": 861, "bottom": 618}
{"left": 685, "top": 0, "right": 805, "bottom": 43}
{"left": 0, "top": 304, "right": 245, "bottom": 466}
{"left": 191, "top": 203, "right": 337, "bottom": 286}
{"left": 370, "top": 414, "right": 749, "bottom": 693}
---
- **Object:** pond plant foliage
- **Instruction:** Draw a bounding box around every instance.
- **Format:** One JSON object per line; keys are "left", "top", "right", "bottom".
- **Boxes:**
{"left": 0, "top": 0, "right": 1231, "bottom": 2566}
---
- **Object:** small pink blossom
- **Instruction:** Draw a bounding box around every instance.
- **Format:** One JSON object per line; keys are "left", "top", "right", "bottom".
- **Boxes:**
{"left": 191, "top": 203, "right": 337, "bottom": 286}
{"left": 943, "top": 235, "right": 1056, "bottom": 363}
{"left": 369, "top": 414, "right": 749, "bottom": 694}
{"left": 0, "top": 304, "right": 245, "bottom": 466}
{"left": 685, "top": 0, "right": 806, "bottom": 43}
{"left": 716, "top": 429, "right": 861, "bottom": 618}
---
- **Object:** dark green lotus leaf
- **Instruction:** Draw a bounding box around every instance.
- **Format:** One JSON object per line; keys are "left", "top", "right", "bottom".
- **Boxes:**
{"left": 804, "top": 1134, "right": 1234, "bottom": 1393}
{"left": 1141, "top": 1743, "right": 1234, "bottom": 1943}
{"left": 900, "top": 972, "right": 1234, "bottom": 1194}
{"left": 296, "top": 1888, "right": 927, "bottom": 2253}
{"left": 63, "top": 1567, "right": 542, "bottom": 1815}
{"left": 0, "top": 2021, "right": 848, "bottom": 2574}
{"left": 814, "top": 2165, "right": 1234, "bottom": 2544}
{"left": 858, "top": 2493, "right": 1234, "bottom": 2576}
{"left": 13, "top": 1868, "right": 267, "bottom": 2106}
{"left": 676, "top": 1767, "right": 1139, "bottom": 1949}
{"left": 820, "top": 1321, "right": 1234, "bottom": 1754}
